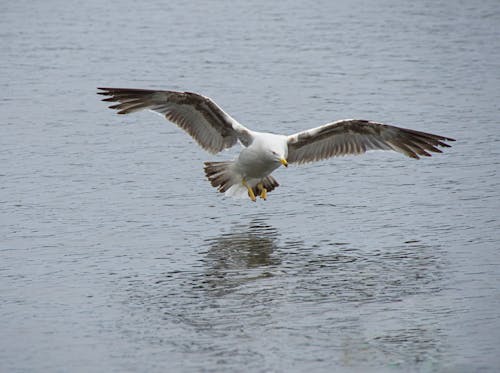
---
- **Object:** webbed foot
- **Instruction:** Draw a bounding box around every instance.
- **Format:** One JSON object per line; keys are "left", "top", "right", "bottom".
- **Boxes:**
{"left": 257, "top": 183, "right": 267, "bottom": 200}
{"left": 242, "top": 179, "right": 256, "bottom": 202}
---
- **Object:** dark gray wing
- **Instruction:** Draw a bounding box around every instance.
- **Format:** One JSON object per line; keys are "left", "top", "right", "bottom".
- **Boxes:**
{"left": 287, "top": 119, "right": 454, "bottom": 164}
{"left": 98, "top": 88, "right": 253, "bottom": 153}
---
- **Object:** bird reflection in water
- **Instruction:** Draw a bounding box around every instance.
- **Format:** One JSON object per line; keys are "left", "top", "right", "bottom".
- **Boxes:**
{"left": 200, "top": 218, "right": 283, "bottom": 296}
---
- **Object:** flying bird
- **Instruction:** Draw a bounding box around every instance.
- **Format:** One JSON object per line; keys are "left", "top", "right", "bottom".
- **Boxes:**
{"left": 98, "top": 87, "right": 454, "bottom": 201}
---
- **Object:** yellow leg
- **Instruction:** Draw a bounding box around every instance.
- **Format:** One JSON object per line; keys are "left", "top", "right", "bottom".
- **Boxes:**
{"left": 242, "top": 179, "right": 256, "bottom": 202}
{"left": 257, "top": 183, "right": 267, "bottom": 200}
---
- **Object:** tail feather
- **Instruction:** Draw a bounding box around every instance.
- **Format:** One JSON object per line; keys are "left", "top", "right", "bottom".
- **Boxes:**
{"left": 204, "top": 161, "right": 280, "bottom": 198}
{"left": 204, "top": 161, "right": 236, "bottom": 193}
{"left": 250, "top": 175, "right": 279, "bottom": 196}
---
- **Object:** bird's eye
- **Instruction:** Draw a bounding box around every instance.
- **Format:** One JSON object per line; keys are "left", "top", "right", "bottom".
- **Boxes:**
{"left": 271, "top": 151, "right": 277, "bottom": 155}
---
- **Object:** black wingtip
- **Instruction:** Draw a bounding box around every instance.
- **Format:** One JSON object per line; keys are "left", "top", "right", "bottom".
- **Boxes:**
{"left": 97, "top": 87, "right": 112, "bottom": 96}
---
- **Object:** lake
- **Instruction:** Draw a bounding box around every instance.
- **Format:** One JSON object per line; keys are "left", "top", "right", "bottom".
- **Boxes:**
{"left": 1, "top": 0, "right": 499, "bottom": 372}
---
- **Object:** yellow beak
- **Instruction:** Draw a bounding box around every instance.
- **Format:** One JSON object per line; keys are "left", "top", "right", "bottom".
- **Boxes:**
{"left": 280, "top": 158, "right": 288, "bottom": 167}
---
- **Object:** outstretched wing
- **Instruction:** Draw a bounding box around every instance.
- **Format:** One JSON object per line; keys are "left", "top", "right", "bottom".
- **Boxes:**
{"left": 287, "top": 119, "right": 455, "bottom": 164}
{"left": 98, "top": 88, "right": 253, "bottom": 154}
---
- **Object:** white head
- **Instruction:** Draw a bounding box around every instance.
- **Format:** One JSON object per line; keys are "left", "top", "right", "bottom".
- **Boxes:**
{"left": 258, "top": 133, "right": 288, "bottom": 167}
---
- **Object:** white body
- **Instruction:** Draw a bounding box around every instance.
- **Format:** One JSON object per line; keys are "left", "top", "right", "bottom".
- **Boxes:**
{"left": 236, "top": 132, "right": 288, "bottom": 178}
{"left": 227, "top": 132, "right": 288, "bottom": 198}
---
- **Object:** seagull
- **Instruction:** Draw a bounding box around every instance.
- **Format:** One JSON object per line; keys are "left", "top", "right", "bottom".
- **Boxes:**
{"left": 98, "top": 87, "right": 455, "bottom": 201}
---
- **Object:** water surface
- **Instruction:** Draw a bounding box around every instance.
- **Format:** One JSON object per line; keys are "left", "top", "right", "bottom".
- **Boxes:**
{"left": 1, "top": 0, "right": 500, "bottom": 372}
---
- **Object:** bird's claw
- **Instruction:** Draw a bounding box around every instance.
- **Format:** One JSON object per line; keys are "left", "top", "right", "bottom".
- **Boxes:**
{"left": 248, "top": 189, "right": 257, "bottom": 202}
{"left": 243, "top": 179, "right": 257, "bottom": 202}
{"left": 257, "top": 183, "right": 267, "bottom": 200}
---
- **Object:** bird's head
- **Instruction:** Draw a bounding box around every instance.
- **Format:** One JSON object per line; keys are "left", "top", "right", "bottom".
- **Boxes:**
{"left": 270, "top": 150, "right": 288, "bottom": 167}
{"left": 268, "top": 142, "right": 288, "bottom": 168}
{"left": 256, "top": 133, "right": 288, "bottom": 167}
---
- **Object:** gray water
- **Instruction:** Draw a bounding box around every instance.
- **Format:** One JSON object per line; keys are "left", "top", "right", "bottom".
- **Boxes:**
{"left": 1, "top": 0, "right": 500, "bottom": 372}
